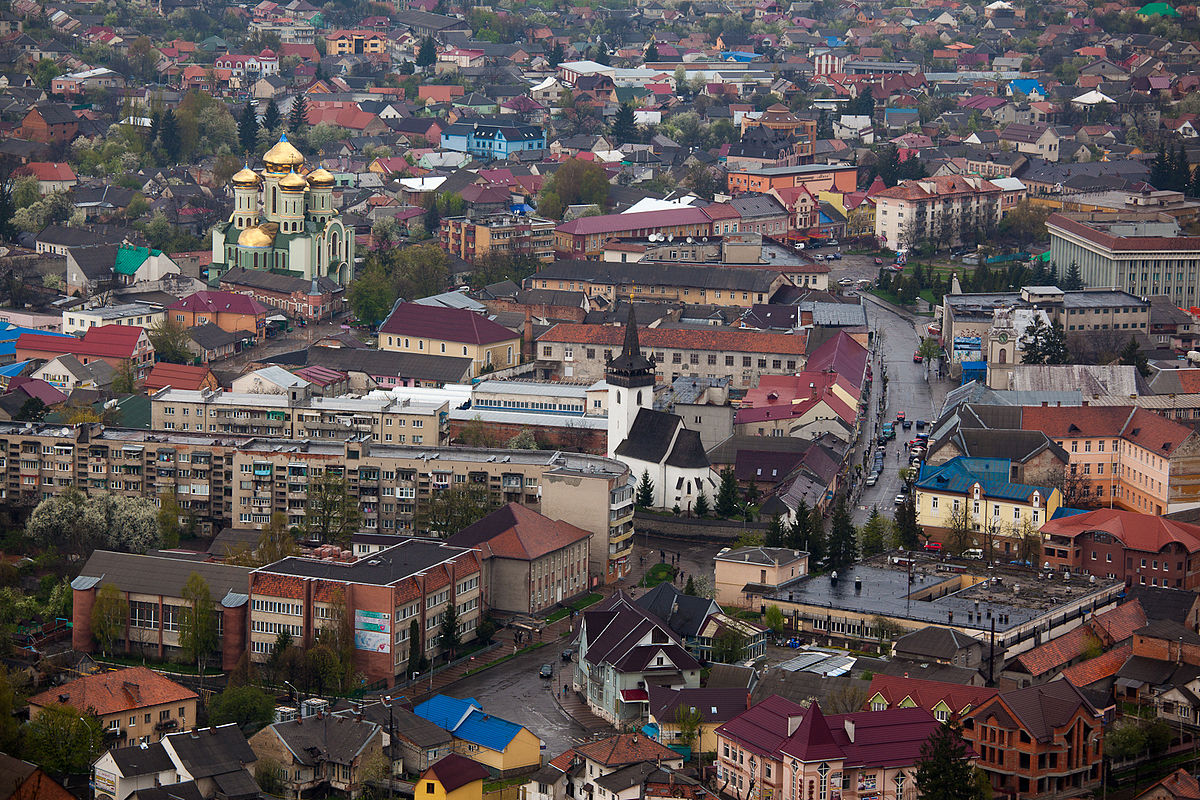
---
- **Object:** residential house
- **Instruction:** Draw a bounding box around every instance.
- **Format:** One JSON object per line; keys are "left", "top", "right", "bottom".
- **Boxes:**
{"left": 890, "top": 626, "right": 986, "bottom": 670}
{"left": 30, "top": 354, "right": 115, "bottom": 393}
{"left": 91, "top": 741, "right": 178, "bottom": 800}
{"left": 574, "top": 592, "right": 702, "bottom": 724}
{"left": 998, "top": 124, "right": 1064, "bottom": 162}
{"left": 413, "top": 695, "right": 543, "bottom": 776}
{"left": 635, "top": 582, "right": 768, "bottom": 661}
{"left": 446, "top": 503, "right": 590, "bottom": 616}
{"left": 713, "top": 546, "right": 810, "bottom": 608}
{"left": 647, "top": 684, "right": 752, "bottom": 754}
{"left": 143, "top": 363, "right": 219, "bottom": 394}
{"left": 27, "top": 667, "right": 198, "bottom": 748}
{"left": 417, "top": 754, "right": 490, "bottom": 800}
{"left": 62, "top": 303, "right": 164, "bottom": 334}
{"left": 249, "top": 715, "right": 384, "bottom": 798}
{"left": 16, "top": 161, "right": 75, "bottom": 194}
{"left": 1003, "top": 600, "right": 1146, "bottom": 687}
{"left": 863, "top": 674, "right": 997, "bottom": 722}
{"left": 439, "top": 120, "right": 546, "bottom": 160}
{"left": 963, "top": 679, "right": 1104, "bottom": 799}
{"left": 16, "top": 325, "right": 155, "bottom": 379}
{"left": 1041, "top": 509, "right": 1200, "bottom": 589}
{"left": 157, "top": 724, "right": 259, "bottom": 799}
{"left": 0, "top": 753, "right": 73, "bottom": 800}
{"left": 168, "top": 291, "right": 268, "bottom": 340}
{"left": 17, "top": 102, "right": 78, "bottom": 143}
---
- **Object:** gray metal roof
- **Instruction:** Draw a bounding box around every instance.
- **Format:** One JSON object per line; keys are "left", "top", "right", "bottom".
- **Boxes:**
{"left": 75, "top": 551, "right": 252, "bottom": 606}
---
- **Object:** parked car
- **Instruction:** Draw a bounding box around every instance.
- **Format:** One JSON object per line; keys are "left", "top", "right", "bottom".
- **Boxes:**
{"left": 830, "top": 252, "right": 842, "bottom": 260}
{"left": 913, "top": 351, "right": 923, "bottom": 363}
{"left": 924, "top": 541, "right": 943, "bottom": 552}
{"left": 838, "top": 277, "right": 855, "bottom": 286}
{"left": 915, "top": 420, "right": 927, "bottom": 430}
{"left": 828, "top": 240, "right": 839, "bottom": 247}
{"left": 562, "top": 649, "right": 573, "bottom": 662}
{"left": 866, "top": 473, "right": 879, "bottom": 486}
{"left": 896, "top": 412, "right": 906, "bottom": 421}
{"left": 894, "top": 494, "right": 906, "bottom": 505}
{"left": 874, "top": 257, "right": 884, "bottom": 265}
{"left": 902, "top": 420, "right": 912, "bottom": 430}
{"left": 539, "top": 664, "right": 553, "bottom": 678}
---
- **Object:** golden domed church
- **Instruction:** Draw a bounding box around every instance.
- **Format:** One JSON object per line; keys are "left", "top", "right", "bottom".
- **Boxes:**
{"left": 209, "top": 135, "right": 354, "bottom": 286}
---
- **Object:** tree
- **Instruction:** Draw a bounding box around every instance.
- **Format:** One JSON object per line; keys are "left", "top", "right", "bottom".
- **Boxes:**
{"left": 305, "top": 643, "right": 343, "bottom": 695}
{"left": 347, "top": 265, "right": 397, "bottom": 327}
{"left": 288, "top": 95, "right": 309, "bottom": 135}
{"left": 542, "top": 158, "right": 610, "bottom": 211}
{"left": 1062, "top": 261, "right": 1084, "bottom": 290}
{"left": 238, "top": 103, "right": 260, "bottom": 155}
{"left": 715, "top": 467, "right": 739, "bottom": 518}
{"left": 208, "top": 684, "right": 275, "bottom": 734}
{"left": 158, "top": 489, "right": 182, "bottom": 548}
{"left": 711, "top": 628, "right": 746, "bottom": 664}
{"left": 417, "top": 485, "right": 497, "bottom": 537}
{"left": 1120, "top": 335, "right": 1151, "bottom": 377}
{"left": 15, "top": 397, "right": 45, "bottom": 421}
{"left": 506, "top": 429, "right": 538, "bottom": 449}
{"left": 417, "top": 35, "right": 437, "bottom": 67}
{"left": 407, "top": 618, "right": 427, "bottom": 674}
{"left": 0, "top": 668, "right": 19, "bottom": 756}
{"left": 303, "top": 471, "right": 362, "bottom": 544}
{"left": 179, "top": 571, "right": 217, "bottom": 684}
{"left": 547, "top": 41, "right": 565, "bottom": 67}
{"left": 1041, "top": 320, "right": 1071, "bottom": 364}
{"left": 859, "top": 506, "right": 892, "bottom": 556}
{"left": 257, "top": 512, "right": 297, "bottom": 564}
{"left": 787, "top": 500, "right": 810, "bottom": 551}
{"left": 1021, "top": 318, "right": 1070, "bottom": 365}
{"left": 765, "top": 514, "right": 786, "bottom": 547}
{"left": 22, "top": 703, "right": 103, "bottom": 775}
{"left": 1107, "top": 720, "right": 1148, "bottom": 761}
{"left": 764, "top": 605, "right": 785, "bottom": 634}
{"left": 538, "top": 190, "right": 563, "bottom": 220}
{"left": 90, "top": 583, "right": 128, "bottom": 657}
{"left": 693, "top": 489, "right": 710, "bottom": 517}
{"left": 610, "top": 103, "right": 637, "bottom": 143}
{"left": 684, "top": 575, "right": 696, "bottom": 595}
{"left": 807, "top": 504, "right": 827, "bottom": 571}
{"left": 111, "top": 358, "right": 138, "bottom": 393}
{"left": 945, "top": 504, "right": 974, "bottom": 556}
{"left": 440, "top": 598, "right": 460, "bottom": 660}
{"left": 256, "top": 758, "right": 287, "bottom": 796}
{"left": 27, "top": 487, "right": 95, "bottom": 558}
{"left": 262, "top": 99, "right": 281, "bottom": 133}
{"left": 636, "top": 470, "right": 655, "bottom": 507}
{"left": 915, "top": 722, "right": 987, "bottom": 800}
{"left": 827, "top": 498, "right": 858, "bottom": 573}
{"left": 149, "top": 318, "right": 195, "bottom": 364}
{"left": 674, "top": 703, "right": 703, "bottom": 750}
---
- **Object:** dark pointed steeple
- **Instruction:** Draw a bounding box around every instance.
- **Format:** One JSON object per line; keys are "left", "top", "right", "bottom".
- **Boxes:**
{"left": 606, "top": 304, "right": 655, "bottom": 388}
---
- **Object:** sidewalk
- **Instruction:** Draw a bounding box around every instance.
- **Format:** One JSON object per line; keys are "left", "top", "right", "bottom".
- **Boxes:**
{"left": 554, "top": 688, "right": 616, "bottom": 736}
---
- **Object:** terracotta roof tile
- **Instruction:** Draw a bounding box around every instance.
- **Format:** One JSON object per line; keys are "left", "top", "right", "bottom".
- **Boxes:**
{"left": 448, "top": 503, "right": 590, "bottom": 560}
{"left": 574, "top": 733, "right": 680, "bottom": 767}
{"left": 1058, "top": 642, "right": 1131, "bottom": 687}
{"left": 1040, "top": 509, "right": 1200, "bottom": 556}
{"left": 28, "top": 667, "right": 196, "bottom": 717}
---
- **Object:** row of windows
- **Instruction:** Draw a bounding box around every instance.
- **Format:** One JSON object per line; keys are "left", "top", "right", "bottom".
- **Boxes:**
{"left": 252, "top": 598, "right": 303, "bottom": 616}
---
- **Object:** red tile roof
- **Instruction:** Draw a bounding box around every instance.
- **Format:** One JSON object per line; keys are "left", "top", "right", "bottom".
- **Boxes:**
{"left": 873, "top": 175, "right": 1000, "bottom": 201}
{"left": 17, "top": 161, "right": 75, "bottom": 181}
{"left": 16, "top": 327, "right": 144, "bottom": 359}
{"left": 555, "top": 207, "right": 713, "bottom": 236}
{"left": 539, "top": 323, "right": 808, "bottom": 355}
{"left": 1058, "top": 642, "right": 1131, "bottom": 687}
{"left": 1040, "top": 509, "right": 1200, "bottom": 556}
{"left": 1015, "top": 601, "right": 1145, "bottom": 677}
{"left": 144, "top": 362, "right": 214, "bottom": 392}
{"left": 1142, "top": 769, "right": 1200, "bottom": 800}
{"left": 28, "top": 666, "right": 196, "bottom": 716}
{"left": 1048, "top": 213, "right": 1200, "bottom": 253}
{"left": 379, "top": 303, "right": 517, "bottom": 345}
{"left": 1019, "top": 405, "right": 1192, "bottom": 455}
{"left": 447, "top": 503, "right": 591, "bottom": 560}
{"left": 574, "top": 733, "right": 680, "bottom": 767}
{"left": 864, "top": 674, "right": 997, "bottom": 716}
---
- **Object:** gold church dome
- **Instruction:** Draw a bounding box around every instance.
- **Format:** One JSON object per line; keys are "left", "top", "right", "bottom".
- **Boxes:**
{"left": 231, "top": 165, "right": 262, "bottom": 187}
{"left": 262, "top": 134, "right": 305, "bottom": 173}
{"left": 279, "top": 169, "right": 308, "bottom": 192}
{"left": 237, "top": 225, "right": 274, "bottom": 247}
{"left": 306, "top": 167, "right": 335, "bottom": 188}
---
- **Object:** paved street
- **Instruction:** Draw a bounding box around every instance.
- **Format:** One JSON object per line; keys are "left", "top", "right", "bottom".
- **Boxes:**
{"left": 438, "top": 642, "right": 592, "bottom": 755}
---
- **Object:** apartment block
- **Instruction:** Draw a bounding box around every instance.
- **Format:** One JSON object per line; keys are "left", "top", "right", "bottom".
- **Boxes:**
{"left": 440, "top": 214, "right": 556, "bottom": 263}
{"left": 874, "top": 175, "right": 1002, "bottom": 251}
{"left": 150, "top": 388, "right": 449, "bottom": 445}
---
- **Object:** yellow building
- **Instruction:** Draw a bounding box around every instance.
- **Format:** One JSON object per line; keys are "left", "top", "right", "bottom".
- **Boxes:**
{"left": 418, "top": 754, "right": 490, "bottom": 800}
{"left": 378, "top": 302, "right": 521, "bottom": 378}
{"left": 914, "top": 457, "right": 1061, "bottom": 555}
{"left": 415, "top": 695, "right": 544, "bottom": 776}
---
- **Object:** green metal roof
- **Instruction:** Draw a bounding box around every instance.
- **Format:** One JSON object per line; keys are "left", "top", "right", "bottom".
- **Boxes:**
{"left": 113, "top": 244, "right": 159, "bottom": 275}
{"left": 1138, "top": 2, "right": 1180, "bottom": 14}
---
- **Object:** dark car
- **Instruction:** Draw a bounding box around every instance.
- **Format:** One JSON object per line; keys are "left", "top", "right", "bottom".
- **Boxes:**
{"left": 902, "top": 420, "right": 912, "bottom": 430}
{"left": 915, "top": 420, "right": 927, "bottom": 430}
{"left": 539, "top": 664, "right": 553, "bottom": 678}
{"left": 562, "top": 649, "right": 573, "bottom": 662}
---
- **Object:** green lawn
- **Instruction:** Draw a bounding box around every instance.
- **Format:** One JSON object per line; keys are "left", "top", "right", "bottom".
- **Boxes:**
{"left": 869, "top": 288, "right": 903, "bottom": 306}
{"left": 640, "top": 562, "right": 678, "bottom": 587}
{"left": 545, "top": 592, "right": 603, "bottom": 623}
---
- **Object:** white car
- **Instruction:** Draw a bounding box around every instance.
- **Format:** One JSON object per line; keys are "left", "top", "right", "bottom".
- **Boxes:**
{"left": 866, "top": 473, "right": 879, "bottom": 486}
{"left": 838, "top": 278, "right": 855, "bottom": 286}
{"left": 894, "top": 494, "right": 906, "bottom": 505}
{"left": 813, "top": 254, "right": 825, "bottom": 261}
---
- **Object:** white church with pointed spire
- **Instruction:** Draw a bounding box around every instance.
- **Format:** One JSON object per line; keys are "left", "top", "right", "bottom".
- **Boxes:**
{"left": 606, "top": 308, "right": 717, "bottom": 511}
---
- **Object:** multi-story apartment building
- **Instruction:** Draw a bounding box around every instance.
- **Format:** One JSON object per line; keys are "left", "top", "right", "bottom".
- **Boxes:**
{"left": 1047, "top": 212, "right": 1200, "bottom": 307}
{"left": 726, "top": 163, "right": 859, "bottom": 195}
{"left": 150, "top": 388, "right": 450, "bottom": 445}
{"left": 1040, "top": 508, "right": 1200, "bottom": 589}
{"left": 0, "top": 423, "right": 635, "bottom": 581}
{"left": 62, "top": 302, "right": 164, "bottom": 333}
{"left": 440, "top": 214, "right": 556, "bottom": 263}
{"left": 536, "top": 323, "right": 808, "bottom": 388}
{"left": 874, "top": 175, "right": 1003, "bottom": 251}
{"left": 941, "top": 286, "right": 1151, "bottom": 348}
{"left": 249, "top": 539, "right": 481, "bottom": 685}
{"left": 715, "top": 698, "right": 949, "bottom": 800}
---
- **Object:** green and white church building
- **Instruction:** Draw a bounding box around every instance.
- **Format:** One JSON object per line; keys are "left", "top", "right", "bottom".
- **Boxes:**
{"left": 209, "top": 134, "right": 354, "bottom": 286}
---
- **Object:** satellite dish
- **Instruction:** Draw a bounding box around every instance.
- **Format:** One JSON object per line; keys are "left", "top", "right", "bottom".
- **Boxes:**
{"left": 668, "top": 234, "right": 674, "bottom": 242}
{"left": 686, "top": 237, "right": 693, "bottom": 243}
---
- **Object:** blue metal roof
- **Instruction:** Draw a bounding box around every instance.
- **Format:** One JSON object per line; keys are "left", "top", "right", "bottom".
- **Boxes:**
{"left": 0, "top": 325, "right": 72, "bottom": 341}
{"left": 1009, "top": 78, "right": 1045, "bottom": 96}
{"left": 916, "top": 456, "right": 1054, "bottom": 503}
{"left": 0, "top": 359, "right": 28, "bottom": 377}
{"left": 414, "top": 694, "right": 524, "bottom": 752}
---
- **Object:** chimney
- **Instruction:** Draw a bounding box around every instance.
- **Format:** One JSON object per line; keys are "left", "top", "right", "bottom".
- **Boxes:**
{"left": 523, "top": 308, "right": 534, "bottom": 361}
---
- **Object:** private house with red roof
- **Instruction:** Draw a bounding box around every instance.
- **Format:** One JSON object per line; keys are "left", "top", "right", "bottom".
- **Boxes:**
{"left": 553, "top": 208, "right": 715, "bottom": 256}
{"left": 734, "top": 372, "right": 860, "bottom": 439}
{"left": 1003, "top": 600, "right": 1146, "bottom": 688}
{"left": 1135, "top": 768, "right": 1200, "bottom": 800}
{"left": 716, "top": 698, "right": 955, "bottom": 800}
{"left": 168, "top": 290, "right": 268, "bottom": 340}
{"left": 864, "top": 674, "right": 997, "bottom": 721}
{"left": 28, "top": 666, "right": 197, "bottom": 748}
{"left": 1040, "top": 509, "right": 1200, "bottom": 589}
{"left": 574, "top": 592, "right": 702, "bottom": 724}
{"left": 16, "top": 325, "right": 154, "bottom": 379}
{"left": 1017, "top": 405, "right": 1200, "bottom": 516}
{"left": 962, "top": 679, "right": 1103, "bottom": 799}
{"left": 378, "top": 303, "right": 520, "bottom": 378}
{"left": 15, "top": 161, "right": 76, "bottom": 194}
{"left": 446, "top": 503, "right": 590, "bottom": 615}
{"left": 143, "top": 362, "right": 218, "bottom": 395}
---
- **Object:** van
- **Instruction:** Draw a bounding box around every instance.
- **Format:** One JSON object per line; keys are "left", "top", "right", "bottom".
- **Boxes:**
{"left": 963, "top": 548, "right": 984, "bottom": 559}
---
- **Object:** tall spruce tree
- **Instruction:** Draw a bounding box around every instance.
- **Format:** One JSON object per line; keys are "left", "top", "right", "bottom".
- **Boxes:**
{"left": 787, "top": 499, "right": 810, "bottom": 551}
{"left": 807, "top": 504, "right": 826, "bottom": 572}
{"left": 1151, "top": 143, "right": 1170, "bottom": 189}
{"left": 826, "top": 497, "right": 858, "bottom": 573}
{"left": 765, "top": 514, "right": 785, "bottom": 547}
{"left": 715, "top": 467, "right": 739, "bottom": 518}
{"left": 238, "top": 103, "right": 260, "bottom": 155}
{"left": 263, "top": 98, "right": 281, "bottom": 132}
{"left": 914, "top": 723, "right": 987, "bottom": 800}
{"left": 161, "top": 109, "right": 180, "bottom": 161}
{"left": 894, "top": 496, "right": 923, "bottom": 550}
{"left": 1062, "top": 261, "right": 1084, "bottom": 290}
{"left": 288, "top": 95, "right": 309, "bottom": 134}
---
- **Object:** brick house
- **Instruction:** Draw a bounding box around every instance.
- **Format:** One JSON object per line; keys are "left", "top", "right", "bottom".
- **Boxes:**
{"left": 218, "top": 266, "right": 343, "bottom": 322}
{"left": 16, "top": 325, "right": 155, "bottom": 379}
{"left": 17, "top": 102, "right": 78, "bottom": 143}
{"left": 962, "top": 679, "right": 1104, "bottom": 799}
{"left": 0, "top": 754, "right": 73, "bottom": 800}
{"left": 1041, "top": 509, "right": 1200, "bottom": 589}
{"left": 168, "top": 290, "right": 268, "bottom": 340}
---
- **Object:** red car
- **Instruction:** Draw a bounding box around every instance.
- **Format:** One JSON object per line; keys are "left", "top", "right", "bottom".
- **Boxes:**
{"left": 924, "top": 542, "right": 943, "bottom": 552}
{"left": 913, "top": 351, "right": 923, "bottom": 363}
{"left": 874, "top": 257, "right": 884, "bottom": 265}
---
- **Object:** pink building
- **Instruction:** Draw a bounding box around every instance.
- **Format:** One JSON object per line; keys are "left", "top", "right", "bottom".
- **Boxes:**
{"left": 715, "top": 698, "right": 959, "bottom": 800}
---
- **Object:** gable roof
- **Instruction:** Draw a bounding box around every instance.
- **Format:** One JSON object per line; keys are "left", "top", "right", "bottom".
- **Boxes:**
{"left": 424, "top": 754, "right": 490, "bottom": 792}
{"left": 413, "top": 695, "right": 528, "bottom": 752}
{"left": 144, "top": 362, "right": 214, "bottom": 392}
{"left": 169, "top": 290, "right": 268, "bottom": 316}
{"left": 379, "top": 302, "right": 517, "bottom": 345}
{"left": 892, "top": 625, "right": 984, "bottom": 660}
{"left": 1040, "top": 509, "right": 1200, "bottom": 555}
{"left": 582, "top": 592, "right": 701, "bottom": 674}
{"left": 267, "top": 715, "right": 380, "bottom": 767}
{"left": 647, "top": 684, "right": 750, "bottom": 723}
{"left": 973, "top": 678, "right": 1096, "bottom": 742}
{"left": 865, "top": 674, "right": 996, "bottom": 715}
{"left": 573, "top": 732, "right": 680, "bottom": 767}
